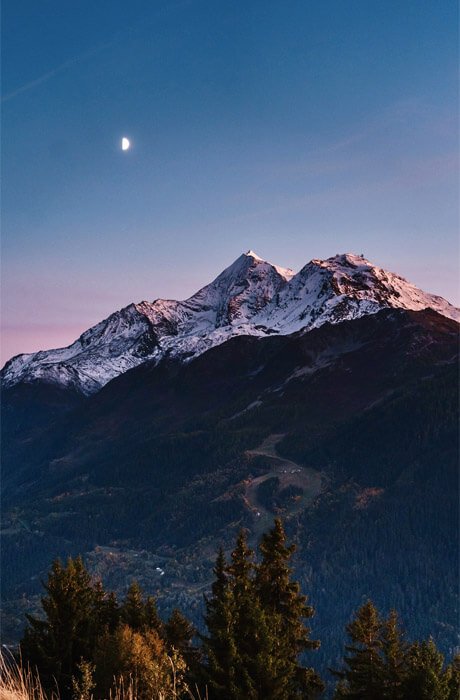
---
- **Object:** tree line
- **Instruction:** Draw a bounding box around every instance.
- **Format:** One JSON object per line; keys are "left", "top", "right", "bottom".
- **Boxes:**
{"left": 15, "top": 519, "right": 459, "bottom": 699}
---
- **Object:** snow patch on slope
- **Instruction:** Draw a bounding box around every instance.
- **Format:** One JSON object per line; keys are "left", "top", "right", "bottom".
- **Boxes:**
{"left": 2, "top": 251, "right": 458, "bottom": 395}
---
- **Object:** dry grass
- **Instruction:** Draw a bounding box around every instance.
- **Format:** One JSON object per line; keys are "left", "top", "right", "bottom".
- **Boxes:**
{"left": 0, "top": 651, "right": 207, "bottom": 700}
{"left": 0, "top": 650, "right": 56, "bottom": 700}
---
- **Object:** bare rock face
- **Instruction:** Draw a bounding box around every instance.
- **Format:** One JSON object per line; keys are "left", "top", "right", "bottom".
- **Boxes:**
{"left": 2, "top": 251, "right": 458, "bottom": 395}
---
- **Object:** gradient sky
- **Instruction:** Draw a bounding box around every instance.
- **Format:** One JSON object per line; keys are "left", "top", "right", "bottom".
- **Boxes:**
{"left": 2, "top": 0, "right": 458, "bottom": 365}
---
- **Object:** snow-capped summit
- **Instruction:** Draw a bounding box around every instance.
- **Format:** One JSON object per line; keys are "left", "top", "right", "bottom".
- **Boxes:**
{"left": 257, "top": 252, "right": 459, "bottom": 333}
{"left": 181, "top": 250, "right": 294, "bottom": 324}
{"left": 2, "top": 251, "right": 458, "bottom": 395}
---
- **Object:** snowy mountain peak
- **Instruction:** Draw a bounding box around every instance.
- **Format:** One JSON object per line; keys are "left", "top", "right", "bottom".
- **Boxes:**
{"left": 211, "top": 250, "right": 294, "bottom": 283}
{"left": 245, "top": 249, "right": 262, "bottom": 260}
{"left": 317, "top": 252, "right": 374, "bottom": 268}
{"left": 2, "top": 251, "right": 458, "bottom": 395}
{"left": 172, "top": 251, "right": 294, "bottom": 331}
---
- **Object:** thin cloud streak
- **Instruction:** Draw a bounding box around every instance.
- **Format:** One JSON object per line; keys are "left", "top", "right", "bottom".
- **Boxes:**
{"left": 2, "top": 42, "right": 112, "bottom": 104}
{"left": 2, "top": 0, "right": 194, "bottom": 104}
{"left": 324, "top": 99, "right": 427, "bottom": 154}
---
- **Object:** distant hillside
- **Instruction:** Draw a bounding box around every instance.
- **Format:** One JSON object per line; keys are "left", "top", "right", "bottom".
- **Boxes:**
{"left": 2, "top": 307, "right": 458, "bottom": 679}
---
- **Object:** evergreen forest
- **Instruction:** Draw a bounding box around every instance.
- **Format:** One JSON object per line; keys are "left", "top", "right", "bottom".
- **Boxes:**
{"left": 13, "top": 520, "right": 460, "bottom": 700}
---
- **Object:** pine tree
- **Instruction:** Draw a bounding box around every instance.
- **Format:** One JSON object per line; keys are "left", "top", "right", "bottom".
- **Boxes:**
{"left": 121, "top": 580, "right": 145, "bottom": 631}
{"left": 165, "top": 608, "right": 194, "bottom": 651}
{"left": 20, "top": 556, "right": 96, "bottom": 699}
{"left": 402, "top": 638, "right": 450, "bottom": 700}
{"left": 92, "top": 581, "right": 120, "bottom": 635}
{"left": 227, "top": 531, "right": 286, "bottom": 700}
{"left": 445, "top": 653, "right": 460, "bottom": 700}
{"left": 255, "top": 518, "right": 323, "bottom": 698}
{"left": 332, "top": 599, "right": 385, "bottom": 699}
{"left": 380, "top": 609, "right": 408, "bottom": 699}
{"left": 145, "top": 595, "right": 163, "bottom": 634}
{"left": 201, "top": 546, "right": 238, "bottom": 700}
{"left": 165, "top": 607, "right": 200, "bottom": 686}
{"left": 92, "top": 580, "right": 106, "bottom": 620}
{"left": 104, "top": 591, "right": 120, "bottom": 633}
{"left": 202, "top": 525, "right": 323, "bottom": 700}
{"left": 332, "top": 603, "right": 457, "bottom": 700}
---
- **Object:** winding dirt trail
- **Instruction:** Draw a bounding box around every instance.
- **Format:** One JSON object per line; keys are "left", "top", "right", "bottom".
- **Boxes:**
{"left": 244, "top": 434, "right": 324, "bottom": 533}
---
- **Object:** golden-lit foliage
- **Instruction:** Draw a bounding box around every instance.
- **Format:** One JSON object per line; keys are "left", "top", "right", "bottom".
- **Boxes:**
{"left": 94, "top": 625, "right": 187, "bottom": 700}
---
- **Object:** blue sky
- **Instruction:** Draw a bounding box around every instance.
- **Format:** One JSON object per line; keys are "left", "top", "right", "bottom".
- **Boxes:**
{"left": 2, "top": 0, "right": 458, "bottom": 363}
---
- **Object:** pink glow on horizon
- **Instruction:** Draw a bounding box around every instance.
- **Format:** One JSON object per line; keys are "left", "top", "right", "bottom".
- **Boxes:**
{"left": 1, "top": 324, "right": 89, "bottom": 366}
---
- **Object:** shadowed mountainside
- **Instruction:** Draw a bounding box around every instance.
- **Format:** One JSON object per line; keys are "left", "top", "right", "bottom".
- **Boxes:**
{"left": 2, "top": 308, "right": 458, "bottom": 677}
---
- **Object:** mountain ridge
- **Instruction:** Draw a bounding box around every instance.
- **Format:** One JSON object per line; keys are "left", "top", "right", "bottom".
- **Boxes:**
{"left": 2, "top": 307, "right": 458, "bottom": 668}
{"left": 2, "top": 251, "right": 459, "bottom": 395}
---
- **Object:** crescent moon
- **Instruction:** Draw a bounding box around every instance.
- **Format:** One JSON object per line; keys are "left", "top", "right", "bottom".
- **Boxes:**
{"left": 121, "top": 137, "right": 130, "bottom": 151}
